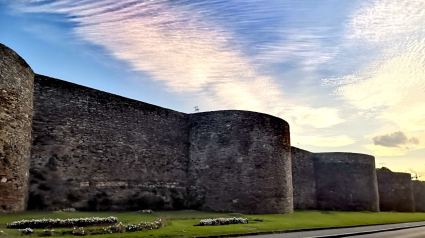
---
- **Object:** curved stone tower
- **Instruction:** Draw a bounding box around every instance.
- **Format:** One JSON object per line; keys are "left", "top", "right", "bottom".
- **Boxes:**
{"left": 0, "top": 43, "right": 34, "bottom": 211}
{"left": 413, "top": 180, "right": 425, "bottom": 212}
{"left": 377, "top": 171, "right": 414, "bottom": 212}
{"left": 313, "top": 152, "right": 379, "bottom": 212}
{"left": 291, "top": 146, "right": 317, "bottom": 210}
{"left": 188, "top": 110, "right": 293, "bottom": 214}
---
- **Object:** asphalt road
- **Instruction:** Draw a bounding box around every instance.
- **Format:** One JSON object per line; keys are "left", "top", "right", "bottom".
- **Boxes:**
{"left": 241, "top": 221, "right": 425, "bottom": 238}
{"left": 350, "top": 226, "right": 425, "bottom": 237}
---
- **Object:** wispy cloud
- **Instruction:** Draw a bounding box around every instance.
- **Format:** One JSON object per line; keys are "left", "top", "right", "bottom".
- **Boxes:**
{"left": 12, "top": 0, "right": 346, "bottom": 136}
{"left": 348, "top": 0, "right": 425, "bottom": 43}
{"left": 324, "top": 0, "right": 425, "bottom": 156}
{"left": 254, "top": 28, "right": 338, "bottom": 70}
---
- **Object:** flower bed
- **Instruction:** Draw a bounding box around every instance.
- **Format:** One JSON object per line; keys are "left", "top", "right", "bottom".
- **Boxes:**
{"left": 125, "top": 218, "right": 163, "bottom": 232}
{"left": 7, "top": 216, "right": 118, "bottom": 229}
{"left": 198, "top": 217, "right": 249, "bottom": 226}
{"left": 40, "top": 218, "right": 165, "bottom": 236}
{"left": 14, "top": 218, "right": 165, "bottom": 236}
{"left": 69, "top": 218, "right": 164, "bottom": 236}
{"left": 20, "top": 228, "right": 33, "bottom": 235}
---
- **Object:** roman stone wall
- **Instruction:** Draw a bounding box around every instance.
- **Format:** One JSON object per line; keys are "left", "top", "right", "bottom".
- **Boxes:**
{"left": 377, "top": 171, "right": 414, "bottom": 212}
{"left": 291, "top": 146, "right": 317, "bottom": 210}
{"left": 28, "top": 75, "right": 294, "bottom": 213}
{"left": 0, "top": 43, "right": 34, "bottom": 211}
{"left": 188, "top": 111, "right": 293, "bottom": 214}
{"left": 413, "top": 181, "right": 425, "bottom": 212}
{"left": 6, "top": 43, "right": 418, "bottom": 215}
{"left": 313, "top": 153, "right": 379, "bottom": 212}
{"left": 29, "top": 74, "right": 193, "bottom": 211}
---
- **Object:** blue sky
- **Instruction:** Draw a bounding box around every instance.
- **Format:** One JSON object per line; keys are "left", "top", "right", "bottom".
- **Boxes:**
{"left": 1, "top": 0, "right": 424, "bottom": 177}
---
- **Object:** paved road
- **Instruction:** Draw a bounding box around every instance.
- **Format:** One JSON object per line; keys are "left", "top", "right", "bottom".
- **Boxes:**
{"left": 350, "top": 226, "right": 425, "bottom": 237}
{"left": 241, "top": 221, "right": 425, "bottom": 238}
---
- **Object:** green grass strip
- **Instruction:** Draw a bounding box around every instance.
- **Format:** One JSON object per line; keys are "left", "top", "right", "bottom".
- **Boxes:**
{"left": 2, "top": 210, "right": 425, "bottom": 237}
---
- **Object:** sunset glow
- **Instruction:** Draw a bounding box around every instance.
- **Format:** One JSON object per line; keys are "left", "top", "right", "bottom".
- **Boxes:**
{"left": 1, "top": 0, "right": 424, "bottom": 178}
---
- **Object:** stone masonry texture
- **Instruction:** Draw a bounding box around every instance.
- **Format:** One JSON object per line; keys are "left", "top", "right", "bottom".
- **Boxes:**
{"left": 413, "top": 181, "right": 425, "bottom": 212}
{"left": 377, "top": 171, "right": 415, "bottom": 212}
{"left": 28, "top": 74, "right": 294, "bottom": 214}
{"left": 313, "top": 153, "right": 379, "bottom": 212}
{"left": 29, "top": 74, "right": 192, "bottom": 211}
{"left": 291, "top": 146, "right": 317, "bottom": 210}
{"left": 188, "top": 111, "right": 293, "bottom": 214}
{"left": 0, "top": 43, "right": 34, "bottom": 212}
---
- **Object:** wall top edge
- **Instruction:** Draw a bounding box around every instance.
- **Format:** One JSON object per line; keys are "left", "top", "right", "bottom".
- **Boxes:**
{"left": 35, "top": 74, "right": 290, "bottom": 124}
{"left": 377, "top": 170, "right": 412, "bottom": 177}
{"left": 35, "top": 73, "right": 187, "bottom": 115}
{"left": 291, "top": 146, "right": 312, "bottom": 154}
{"left": 313, "top": 152, "right": 374, "bottom": 157}
{"left": 190, "top": 109, "right": 289, "bottom": 124}
{"left": 1, "top": 43, "right": 33, "bottom": 73}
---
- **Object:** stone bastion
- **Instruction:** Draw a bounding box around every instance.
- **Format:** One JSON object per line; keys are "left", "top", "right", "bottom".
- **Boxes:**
{"left": 291, "top": 147, "right": 316, "bottom": 210}
{"left": 0, "top": 43, "right": 34, "bottom": 211}
{"left": 377, "top": 170, "right": 415, "bottom": 212}
{"left": 313, "top": 153, "right": 379, "bottom": 212}
{"left": 413, "top": 181, "right": 425, "bottom": 212}
{"left": 291, "top": 148, "right": 380, "bottom": 212}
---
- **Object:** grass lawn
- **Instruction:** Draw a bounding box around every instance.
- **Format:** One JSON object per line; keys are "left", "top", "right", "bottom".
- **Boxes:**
{"left": 2, "top": 210, "right": 425, "bottom": 237}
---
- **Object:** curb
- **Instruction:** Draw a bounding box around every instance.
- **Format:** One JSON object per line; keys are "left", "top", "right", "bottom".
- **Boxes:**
{"left": 192, "top": 221, "right": 425, "bottom": 238}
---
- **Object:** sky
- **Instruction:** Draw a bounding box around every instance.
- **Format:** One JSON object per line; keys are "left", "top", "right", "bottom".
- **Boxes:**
{"left": 1, "top": 0, "right": 424, "bottom": 178}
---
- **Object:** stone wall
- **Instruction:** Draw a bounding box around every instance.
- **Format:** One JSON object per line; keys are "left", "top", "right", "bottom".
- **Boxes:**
{"left": 0, "top": 43, "right": 34, "bottom": 211}
{"left": 291, "top": 146, "right": 316, "bottom": 210}
{"left": 28, "top": 75, "right": 294, "bottom": 214}
{"left": 413, "top": 181, "right": 425, "bottom": 212}
{"left": 377, "top": 171, "right": 414, "bottom": 212}
{"left": 29, "top": 74, "right": 193, "bottom": 211}
{"left": 313, "top": 153, "right": 379, "bottom": 212}
{"left": 7, "top": 43, "right": 420, "bottom": 214}
{"left": 188, "top": 111, "right": 293, "bottom": 214}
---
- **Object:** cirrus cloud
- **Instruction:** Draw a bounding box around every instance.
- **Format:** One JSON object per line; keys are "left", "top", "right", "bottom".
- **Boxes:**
{"left": 323, "top": 0, "right": 425, "bottom": 156}
{"left": 12, "top": 0, "right": 345, "bottom": 132}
